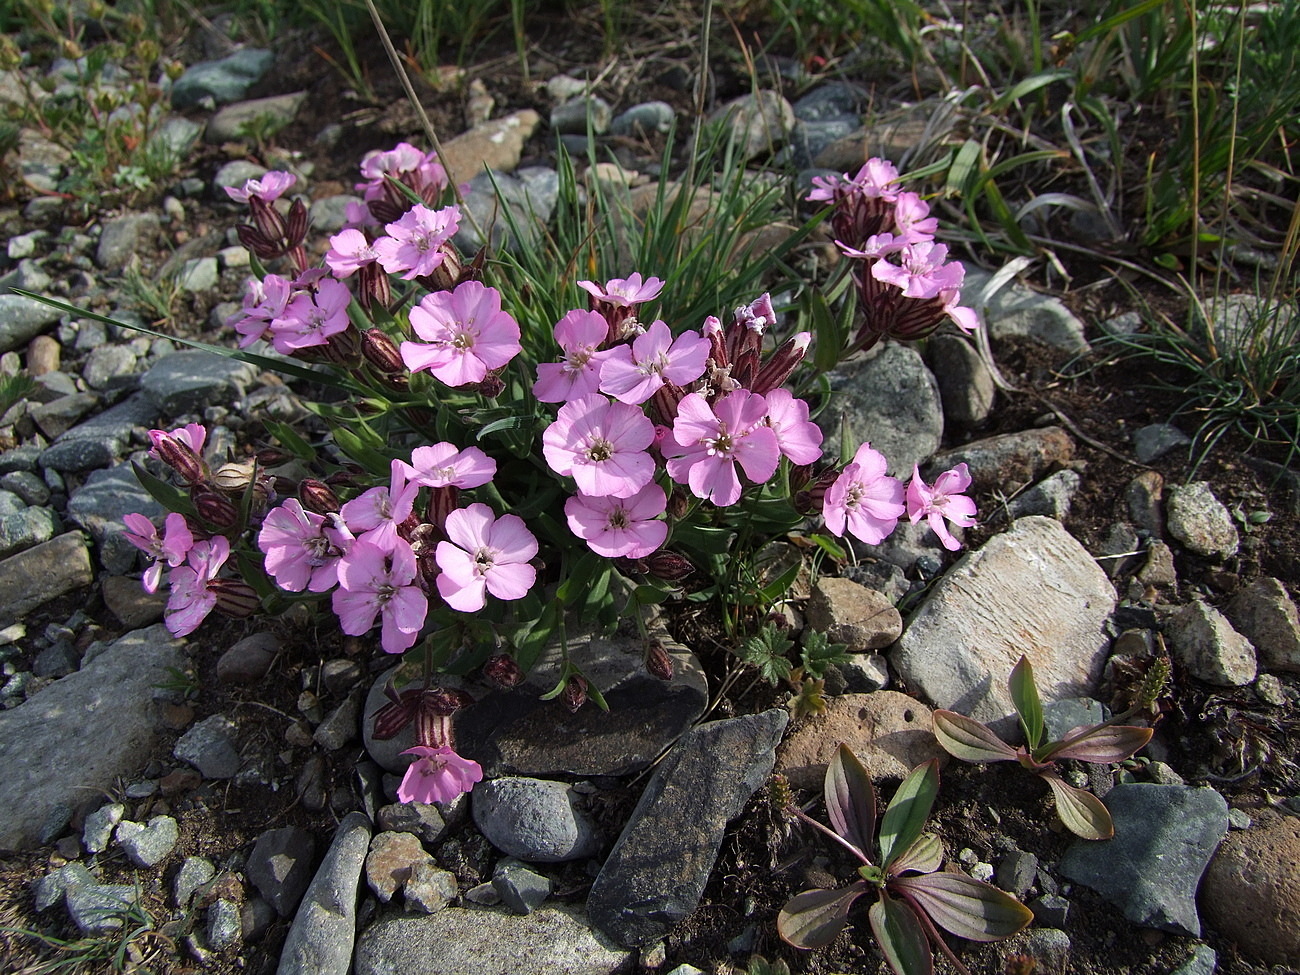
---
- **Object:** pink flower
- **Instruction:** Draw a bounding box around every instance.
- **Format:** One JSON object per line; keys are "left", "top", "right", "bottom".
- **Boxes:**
{"left": 806, "top": 157, "right": 902, "bottom": 204}
{"left": 533, "top": 309, "right": 611, "bottom": 403}
{"left": 339, "top": 460, "right": 419, "bottom": 552}
{"left": 357, "top": 143, "right": 446, "bottom": 202}
{"left": 401, "top": 281, "right": 522, "bottom": 387}
{"left": 373, "top": 204, "right": 460, "bottom": 280}
{"left": 334, "top": 538, "right": 428, "bottom": 654}
{"left": 565, "top": 483, "right": 668, "bottom": 558}
{"left": 122, "top": 512, "right": 194, "bottom": 593}
{"left": 664, "top": 390, "right": 780, "bottom": 507}
{"left": 227, "top": 274, "right": 294, "bottom": 348}
{"left": 224, "top": 171, "right": 297, "bottom": 203}
{"left": 907, "top": 463, "right": 977, "bottom": 551}
{"left": 763, "top": 389, "right": 823, "bottom": 465}
{"left": 402, "top": 443, "right": 495, "bottom": 489}
{"left": 149, "top": 423, "right": 206, "bottom": 460}
{"left": 325, "top": 228, "right": 379, "bottom": 278}
{"left": 396, "top": 745, "right": 483, "bottom": 805}
{"left": 892, "top": 191, "right": 938, "bottom": 243}
{"left": 165, "top": 535, "right": 230, "bottom": 637}
{"left": 542, "top": 395, "right": 656, "bottom": 499}
{"left": 871, "top": 240, "right": 965, "bottom": 299}
{"left": 269, "top": 277, "right": 352, "bottom": 353}
{"left": 823, "top": 443, "right": 906, "bottom": 545}
{"left": 835, "top": 233, "right": 904, "bottom": 260}
{"left": 940, "top": 288, "right": 980, "bottom": 334}
{"left": 577, "top": 272, "right": 664, "bottom": 307}
{"left": 258, "top": 499, "right": 354, "bottom": 592}
{"left": 435, "top": 503, "right": 538, "bottom": 612}
{"left": 598, "top": 320, "right": 710, "bottom": 405}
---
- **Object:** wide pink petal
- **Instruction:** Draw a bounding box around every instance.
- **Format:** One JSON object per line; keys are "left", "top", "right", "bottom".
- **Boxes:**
{"left": 485, "top": 513, "right": 539, "bottom": 564}
{"left": 444, "top": 504, "right": 494, "bottom": 553}
{"left": 484, "top": 561, "right": 536, "bottom": 601}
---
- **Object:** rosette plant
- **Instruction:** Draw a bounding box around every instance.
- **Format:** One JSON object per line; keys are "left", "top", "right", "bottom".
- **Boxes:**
{"left": 778, "top": 746, "right": 1032, "bottom": 973}
{"left": 932, "top": 656, "right": 1156, "bottom": 840}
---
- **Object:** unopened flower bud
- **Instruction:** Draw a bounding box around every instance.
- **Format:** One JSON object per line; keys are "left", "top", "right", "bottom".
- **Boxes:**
{"left": 666, "top": 488, "right": 690, "bottom": 520}
{"left": 471, "top": 373, "right": 506, "bottom": 399}
{"left": 371, "top": 686, "right": 421, "bottom": 740}
{"left": 645, "top": 642, "right": 674, "bottom": 681}
{"left": 250, "top": 195, "right": 288, "bottom": 246}
{"left": 483, "top": 654, "right": 525, "bottom": 689}
{"left": 194, "top": 491, "right": 240, "bottom": 529}
{"left": 751, "top": 331, "right": 811, "bottom": 396}
{"left": 286, "top": 198, "right": 309, "bottom": 247}
{"left": 359, "top": 261, "right": 392, "bottom": 311}
{"left": 561, "top": 675, "right": 589, "bottom": 713}
{"left": 255, "top": 448, "right": 292, "bottom": 467}
{"left": 362, "top": 328, "right": 405, "bottom": 375}
{"left": 209, "top": 578, "right": 260, "bottom": 618}
{"left": 424, "top": 247, "right": 464, "bottom": 293}
{"left": 149, "top": 430, "right": 206, "bottom": 484}
{"left": 299, "top": 478, "right": 341, "bottom": 514}
{"left": 212, "top": 460, "right": 256, "bottom": 493}
{"left": 644, "top": 550, "right": 695, "bottom": 581}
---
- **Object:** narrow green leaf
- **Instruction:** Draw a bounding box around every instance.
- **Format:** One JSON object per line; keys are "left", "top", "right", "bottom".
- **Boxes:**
{"left": 878, "top": 761, "right": 940, "bottom": 871}
{"left": 1009, "top": 656, "right": 1045, "bottom": 750}
{"left": 808, "top": 533, "right": 847, "bottom": 561}
{"left": 1044, "top": 725, "right": 1153, "bottom": 764}
{"left": 944, "top": 140, "right": 982, "bottom": 199}
{"left": 988, "top": 68, "right": 1073, "bottom": 112}
{"left": 1041, "top": 773, "right": 1115, "bottom": 840}
{"left": 891, "top": 872, "right": 1034, "bottom": 941}
{"left": 932, "top": 711, "right": 1020, "bottom": 763}
{"left": 262, "top": 419, "right": 316, "bottom": 462}
{"left": 130, "top": 462, "right": 198, "bottom": 518}
{"left": 825, "top": 745, "right": 876, "bottom": 860}
{"left": 758, "top": 559, "right": 802, "bottom": 603}
{"left": 888, "top": 832, "right": 944, "bottom": 877}
{"left": 868, "top": 894, "right": 933, "bottom": 975}
{"left": 778, "top": 883, "right": 869, "bottom": 950}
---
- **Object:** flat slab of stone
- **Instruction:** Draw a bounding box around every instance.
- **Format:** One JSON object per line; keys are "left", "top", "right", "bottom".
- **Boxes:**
{"left": 438, "top": 110, "right": 541, "bottom": 185}
{"left": 140, "top": 350, "right": 257, "bottom": 416}
{"left": 0, "top": 531, "right": 93, "bottom": 626}
{"left": 0, "top": 624, "right": 183, "bottom": 849}
{"left": 278, "top": 812, "right": 370, "bottom": 975}
{"left": 891, "top": 516, "right": 1116, "bottom": 728}
{"left": 928, "top": 427, "right": 1074, "bottom": 496}
{"left": 353, "top": 904, "right": 632, "bottom": 975}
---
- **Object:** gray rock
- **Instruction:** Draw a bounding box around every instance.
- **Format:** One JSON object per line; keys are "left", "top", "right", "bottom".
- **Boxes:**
{"left": 929, "top": 426, "right": 1075, "bottom": 496}
{"left": 275, "top": 811, "right": 369, "bottom": 975}
{"left": 1029, "top": 893, "right": 1069, "bottom": 927}
{"left": 213, "top": 160, "right": 268, "bottom": 196}
{"left": 66, "top": 463, "right": 165, "bottom": 573}
{"left": 216, "top": 632, "right": 280, "bottom": 685}
{"left": 115, "top": 814, "right": 179, "bottom": 867}
{"left": 205, "top": 91, "right": 308, "bottom": 143}
{"left": 174, "top": 714, "right": 242, "bottom": 779}
{"left": 841, "top": 559, "right": 909, "bottom": 603}
{"left": 83, "top": 802, "right": 125, "bottom": 854}
{"left": 587, "top": 709, "right": 788, "bottom": 947}
{"left": 1165, "top": 601, "right": 1257, "bottom": 686}
{"left": 805, "top": 576, "right": 901, "bottom": 650}
{"left": 550, "top": 96, "right": 612, "bottom": 135}
{"left": 1133, "top": 423, "right": 1191, "bottom": 463}
{"left": 708, "top": 90, "right": 795, "bottom": 159}
{"left": 207, "top": 898, "right": 242, "bottom": 948}
{"left": 891, "top": 517, "right": 1116, "bottom": 729}
{"left": 404, "top": 860, "right": 459, "bottom": 914}
{"left": 170, "top": 48, "right": 275, "bottom": 110}
{"left": 451, "top": 170, "right": 542, "bottom": 254}
{"left": 140, "top": 350, "right": 256, "bottom": 416}
{"left": 1058, "top": 783, "right": 1228, "bottom": 935}
{"left": 967, "top": 270, "right": 1089, "bottom": 354}
{"left": 174, "top": 856, "right": 216, "bottom": 909}
{"left": 819, "top": 343, "right": 943, "bottom": 475}
{"left": 40, "top": 393, "right": 160, "bottom": 473}
{"left": 30, "top": 392, "right": 102, "bottom": 439}
{"left": 241, "top": 896, "right": 276, "bottom": 943}
{"left": 926, "top": 333, "right": 995, "bottom": 428}
{"left": 96, "top": 213, "right": 161, "bottom": 272}
{"left": 473, "top": 778, "right": 601, "bottom": 863}
{"left": 33, "top": 862, "right": 94, "bottom": 911}
{"left": 846, "top": 518, "right": 956, "bottom": 573}
{"left": 787, "top": 116, "right": 860, "bottom": 168}
{"left": 309, "top": 195, "right": 360, "bottom": 233}
{"left": 793, "top": 81, "right": 869, "bottom": 121}
{"left": 175, "top": 257, "right": 220, "bottom": 294}
{"left": 610, "top": 101, "right": 675, "bottom": 137}
{"left": 32, "top": 638, "right": 76, "bottom": 678}
{"left": 0, "top": 624, "right": 182, "bottom": 849}
{"left": 0, "top": 294, "right": 62, "bottom": 354}
{"left": 66, "top": 884, "right": 139, "bottom": 935}
{"left": 313, "top": 691, "right": 361, "bottom": 750}
{"left": 7, "top": 230, "right": 45, "bottom": 259}
{"left": 0, "top": 490, "right": 24, "bottom": 517}
{"left": 1166, "top": 481, "right": 1239, "bottom": 559}
{"left": 249, "top": 826, "right": 317, "bottom": 919}
{"left": 155, "top": 117, "right": 203, "bottom": 158}
{"left": 493, "top": 859, "right": 551, "bottom": 916}
{"left": 0, "top": 471, "right": 50, "bottom": 508}
{"left": 365, "top": 830, "right": 431, "bottom": 903}
{"left": 516, "top": 167, "right": 560, "bottom": 226}
{"left": 1198, "top": 293, "right": 1294, "bottom": 355}
{"left": 1041, "top": 697, "right": 1107, "bottom": 741}
{"left": 834, "top": 653, "right": 890, "bottom": 693}
{"left": 1170, "top": 945, "right": 1217, "bottom": 975}
{"left": 369, "top": 627, "right": 708, "bottom": 778}
{"left": 1225, "top": 577, "right": 1300, "bottom": 673}
{"left": 0, "top": 506, "right": 57, "bottom": 558}
{"left": 354, "top": 904, "right": 632, "bottom": 975}
{"left": 1004, "top": 469, "right": 1081, "bottom": 521}
{"left": 996, "top": 850, "right": 1038, "bottom": 898}
{"left": 377, "top": 801, "right": 448, "bottom": 846}
{"left": 1095, "top": 522, "right": 1142, "bottom": 580}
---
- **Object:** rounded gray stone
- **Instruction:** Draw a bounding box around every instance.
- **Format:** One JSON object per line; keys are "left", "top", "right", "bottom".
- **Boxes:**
{"left": 1166, "top": 481, "right": 1239, "bottom": 559}
{"left": 473, "top": 778, "right": 600, "bottom": 863}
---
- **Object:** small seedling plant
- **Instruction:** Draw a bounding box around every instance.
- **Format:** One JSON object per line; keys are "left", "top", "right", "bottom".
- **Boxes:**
{"left": 778, "top": 746, "right": 1032, "bottom": 974}
{"left": 932, "top": 655, "right": 1156, "bottom": 840}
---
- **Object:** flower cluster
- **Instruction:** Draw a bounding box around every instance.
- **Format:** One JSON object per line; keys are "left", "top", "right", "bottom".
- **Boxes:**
{"left": 809, "top": 157, "right": 978, "bottom": 350}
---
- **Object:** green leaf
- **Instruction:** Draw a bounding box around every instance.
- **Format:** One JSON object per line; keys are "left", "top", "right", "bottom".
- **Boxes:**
{"left": 878, "top": 761, "right": 940, "bottom": 871}
{"left": 262, "top": 419, "right": 316, "bottom": 462}
{"left": 758, "top": 559, "right": 802, "bottom": 604}
{"left": 1041, "top": 772, "right": 1115, "bottom": 840}
{"left": 330, "top": 425, "right": 392, "bottom": 477}
{"left": 799, "top": 629, "right": 851, "bottom": 680}
{"left": 888, "top": 832, "right": 943, "bottom": 877}
{"left": 130, "top": 462, "right": 198, "bottom": 518}
{"left": 738, "top": 623, "right": 794, "bottom": 685}
{"left": 777, "top": 882, "right": 870, "bottom": 950}
{"left": 1009, "top": 656, "right": 1045, "bottom": 750}
{"left": 825, "top": 745, "right": 876, "bottom": 859}
{"left": 1043, "top": 724, "right": 1153, "bottom": 764}
{"left": 808, "top": 533, "right": 847, "bottom": 561}
{"left": 891, "top": 872, "right": 1034, "bottom": 941}
{"left": 932, "top": 711, "right": 1020, "bottom": 764}
{"left": 868, "top": 894, "right": 933, "bottom": 975}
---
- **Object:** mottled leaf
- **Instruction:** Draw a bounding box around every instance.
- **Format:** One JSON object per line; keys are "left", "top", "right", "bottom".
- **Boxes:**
{"left": 889, "top": 832, "right": 944, "bottom": 877}
{"left": 1009, "top": 656, "right": 1045, "bottom": 750}
{"left": 825, "top": 744, "right": 875, "bottom": 860}
{"left": 777, "top": 882, "right": 869, "bottom": 950}
{"left": 932, "top": 711, "right": 1020, "bottom": 763}
{"left": 1045, "top": 725, "right": 1153, "bottom": 764}
{"left": 878, "top": 761, "right": 939, "bottom": 871}
{"left": 868, "top": 894, "right": 933, "bottom": 975}
{"left": 892, "top": 872, "right": 1034, "bottom": 942}
{"left": 1041, "top": 772, "right": 1115, "bottom": 840}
